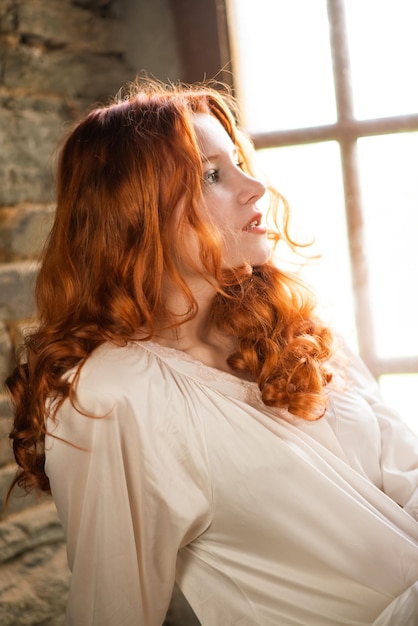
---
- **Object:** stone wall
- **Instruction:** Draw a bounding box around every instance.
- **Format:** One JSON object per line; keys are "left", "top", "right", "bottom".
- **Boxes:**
{"left": 0, "top": 0, "right": 198, "bottom": 623}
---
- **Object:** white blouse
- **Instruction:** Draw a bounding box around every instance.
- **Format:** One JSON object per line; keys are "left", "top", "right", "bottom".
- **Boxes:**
{"left": 45, "top": 341, "right": 418, "bottom": 626}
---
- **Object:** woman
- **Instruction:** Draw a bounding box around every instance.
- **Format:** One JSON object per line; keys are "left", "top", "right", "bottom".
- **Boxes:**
{"left": 6, "top": 80, "right": 418, "bottom": 625}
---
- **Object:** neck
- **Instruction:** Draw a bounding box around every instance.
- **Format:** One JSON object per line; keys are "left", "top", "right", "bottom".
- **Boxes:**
{"left": 151, "top": 276, "right": 239, "bottom": 373}
{"left": 153, "top": 277, "right": 217, "bottom": 347}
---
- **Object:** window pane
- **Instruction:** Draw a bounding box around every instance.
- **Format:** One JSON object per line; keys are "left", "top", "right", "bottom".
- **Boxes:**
{"left": 358, "top": 132, "right": 418, "bottom": 358}
{"left": 379, "top": 374, "right": 418, "bottom": 434}
{"left": 230, "top": 0, "right": 336, "bottom": 132}
{"left": 345, "top": 0, "right": 418, "bottom": 119}
{"left": 256, "top": 141, "right": 356, "bottom": 345}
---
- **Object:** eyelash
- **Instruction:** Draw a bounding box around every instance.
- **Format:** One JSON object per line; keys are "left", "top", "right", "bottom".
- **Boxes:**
{"left": 204, "top": 161, "right": 244, "bottom": 185}
{"left": 205, "top": 169, "right": 219, "bottom": 184}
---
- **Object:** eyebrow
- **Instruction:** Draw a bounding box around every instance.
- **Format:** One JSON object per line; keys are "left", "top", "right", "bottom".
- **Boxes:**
{"left": 202, "top": 153, "right": 219, "bottom": 163}
{"left": 201, "top": 147, "right": 239, "bottom": 163}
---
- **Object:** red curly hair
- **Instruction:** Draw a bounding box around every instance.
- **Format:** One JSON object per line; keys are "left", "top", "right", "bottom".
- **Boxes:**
{"left": 6, "top": 79, "right": 333, "bottom": 496}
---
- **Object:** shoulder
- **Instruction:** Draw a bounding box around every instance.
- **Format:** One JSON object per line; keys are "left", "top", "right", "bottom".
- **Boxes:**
{"left": 80, "top": 341, "right": 154, "bottom": 381}
{"left": 70, "top": 341, "right": 168, "bottom": 414}
{"left": 61, "top": 341, "right": 211, "bottom": 479}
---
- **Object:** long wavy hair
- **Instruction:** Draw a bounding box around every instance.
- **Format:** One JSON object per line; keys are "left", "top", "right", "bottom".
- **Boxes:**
{"left": 6, "top": 79, "right": 333, "bottom": 496}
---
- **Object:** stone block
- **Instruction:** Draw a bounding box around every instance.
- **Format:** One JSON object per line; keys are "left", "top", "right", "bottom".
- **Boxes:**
{"left": 0, "top": 0, "right": 18, "bottom": 33}
{"left": 0, "top": 462, "right": 51, "bottom": 518}
{"left": 0, "top": 164, "right": 54, "bottom": 206}
{"left": 0, "top": 94, "right": 75, "bottom": 205}
{"left": 0, "top": 541, "right": 68, "bottom": 625}
{"left": 0, "top": 417, "right": 13, "bottom": 466}
{"left": 0, "top": 322, "right": 12, "bottom": 389}
{"left": 0, "top": 94, "right": 68, "bottom": 165}
{"left": 0, "top": 499, "right": 64, "bottom": 563}
{"left": 19, "top": 0, "right": 126, "bottom": 55}
{"left": 0, "top": 204, "right": 54, "bottom": 261}
{"left": 0, "top": 261, "right": 37, "bottom": 320}
{"left": 0, "top": 502, "right": 68, "bottom": 626}
{"left": 3, "top": 40, "right": 134, "bottom": 99}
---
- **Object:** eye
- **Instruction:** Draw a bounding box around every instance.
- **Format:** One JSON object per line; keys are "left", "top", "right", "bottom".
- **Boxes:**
{"left": 204, "top": 169, "right": 219, "bottom": 184}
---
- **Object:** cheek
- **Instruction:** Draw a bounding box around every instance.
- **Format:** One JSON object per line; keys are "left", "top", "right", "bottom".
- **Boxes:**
{"left": 205, "top": 204, "right": 237, "bottom": 236}
{"left": 197, "top": 196, "right": 243, "bottom": 262}
{"left": 201, "top": 190, "right": 235, "bottom": 224}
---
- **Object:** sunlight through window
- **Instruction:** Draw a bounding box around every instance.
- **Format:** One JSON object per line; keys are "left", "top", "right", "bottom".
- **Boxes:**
{"left": 230, "top": 0, "right": 418, "bottom": 433}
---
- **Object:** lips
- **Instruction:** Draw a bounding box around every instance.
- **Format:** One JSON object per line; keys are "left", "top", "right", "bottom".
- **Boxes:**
{"left": 243, "top": 212, "right": 263, "bottom": 232}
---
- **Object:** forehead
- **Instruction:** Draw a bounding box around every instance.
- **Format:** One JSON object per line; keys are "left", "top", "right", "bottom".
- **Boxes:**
{"left": 192, "top": 113, "right": 235, "bottom": 157}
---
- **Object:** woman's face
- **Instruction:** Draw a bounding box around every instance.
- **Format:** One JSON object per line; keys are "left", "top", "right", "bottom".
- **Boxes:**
{"left": 189, "top": 113, "right": 272, "bottom": 271}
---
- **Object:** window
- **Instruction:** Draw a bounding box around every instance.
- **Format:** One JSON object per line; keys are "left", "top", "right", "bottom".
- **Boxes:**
{"left": 228, "top": 0, "right": 418, "bottom": 432}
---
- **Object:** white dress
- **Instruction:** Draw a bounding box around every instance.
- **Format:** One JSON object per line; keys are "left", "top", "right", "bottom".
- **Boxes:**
{"left": 45, "top": 340, "right": 418, "bottom": 626}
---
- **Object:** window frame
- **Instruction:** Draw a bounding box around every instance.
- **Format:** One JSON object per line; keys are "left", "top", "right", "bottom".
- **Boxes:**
{"left": 228, "top": 0, "right": 418, "bottom": 378}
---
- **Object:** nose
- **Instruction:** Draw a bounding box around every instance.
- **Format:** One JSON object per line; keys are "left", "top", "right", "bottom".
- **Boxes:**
{"left": 237, "top": 170, "right": 266, "bottom": 205}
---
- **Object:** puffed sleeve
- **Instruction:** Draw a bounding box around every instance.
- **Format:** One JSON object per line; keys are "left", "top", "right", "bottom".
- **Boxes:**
{"left": 45, "top": 347, "right": 213, "bottom": 626}
{"left": 346, "top": 348, "right": 418, "bottom": 521}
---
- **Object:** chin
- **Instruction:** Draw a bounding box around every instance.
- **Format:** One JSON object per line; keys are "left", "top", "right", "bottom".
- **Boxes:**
{"left": 223, "top": 241, "right": 273, "bottom": 270}
{"left": 247, "top": 245, "right": 274, "bottom": 267}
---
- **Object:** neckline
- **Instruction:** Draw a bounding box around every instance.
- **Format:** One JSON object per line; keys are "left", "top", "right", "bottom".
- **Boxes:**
{"left": 137, "top": 339, "right": 260, "bottom": 390}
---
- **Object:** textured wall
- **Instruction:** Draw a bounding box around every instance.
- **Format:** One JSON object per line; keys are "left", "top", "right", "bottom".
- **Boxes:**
{"left": 0, "top": 1, "right": 198, "bottom": 623}
{"left": 0, "top": 0, "right": 135, "bottom": 512}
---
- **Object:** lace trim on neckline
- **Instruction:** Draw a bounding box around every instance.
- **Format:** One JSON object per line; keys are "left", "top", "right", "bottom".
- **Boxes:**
{"left": 137, "top": 339, "right": 260, "bottom": 391}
